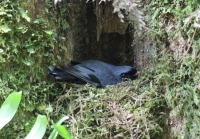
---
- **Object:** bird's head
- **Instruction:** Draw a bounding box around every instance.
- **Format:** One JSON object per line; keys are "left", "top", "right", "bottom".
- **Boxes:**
{"left": 120, "top": 68, "right": 140, "bottom": 81}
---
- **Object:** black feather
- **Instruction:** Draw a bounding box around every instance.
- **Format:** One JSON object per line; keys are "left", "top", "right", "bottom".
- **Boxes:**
{"left": 48, "top": 60, "right": 139, "bottom": 87}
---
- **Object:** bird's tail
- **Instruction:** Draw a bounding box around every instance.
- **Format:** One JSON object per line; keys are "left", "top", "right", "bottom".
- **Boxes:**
{"left": 48, "top": 66, "right": 78, "bottom": 82}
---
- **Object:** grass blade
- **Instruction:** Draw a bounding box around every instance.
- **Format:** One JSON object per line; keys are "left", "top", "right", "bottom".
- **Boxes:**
{"left": 0, "top": 91, "right": 22, "bottom": 130}
{"left": 25, "top": 115, "right": 47, "bottom": 139}
{"left": 54, "top": 125, "right": 73, "bottom": 139}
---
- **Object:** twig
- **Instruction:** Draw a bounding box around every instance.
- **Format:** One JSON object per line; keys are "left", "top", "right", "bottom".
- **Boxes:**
{"left": 180, "top": 28, "right": 197, "bottom": 61}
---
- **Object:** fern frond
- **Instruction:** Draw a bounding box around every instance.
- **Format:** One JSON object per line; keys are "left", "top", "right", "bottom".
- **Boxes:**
{"left": 95, "top": 0, "right": 146, "bottom": 33}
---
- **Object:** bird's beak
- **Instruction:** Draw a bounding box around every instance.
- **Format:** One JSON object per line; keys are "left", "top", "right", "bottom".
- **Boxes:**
{"left": 134, "top": 71, "right": 140, "bottom": 76}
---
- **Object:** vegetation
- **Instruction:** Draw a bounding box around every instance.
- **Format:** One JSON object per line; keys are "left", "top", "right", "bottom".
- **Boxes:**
{"left": 0, "top": 92, "right": 47, "bottom": 138}
{"left": 53, "top": 81, "right": 164, "bottom": 138}
{"left": 146, "top": 0, "right": 200, "bottom": 138}
{"left": 1, "top": 0, "right": 200, "bottom": 138}
{"left": 0, "top": 0, "right": 62, "bottom": 138}
{"left": 0, "top": 92, "right": 22, "bottom": 130}
{"left": 0, "top": 92, "right": 72, "bottom": 139}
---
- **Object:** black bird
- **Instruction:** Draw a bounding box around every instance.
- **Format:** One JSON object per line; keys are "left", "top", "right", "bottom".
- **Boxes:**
{"left": 48, "top": 60, "right": 140, "bottom": 87}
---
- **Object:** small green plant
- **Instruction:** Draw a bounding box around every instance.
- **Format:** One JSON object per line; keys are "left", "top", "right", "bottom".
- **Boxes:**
{"left": 0, "top": 92, "right": 72, "bottom": 139}
{"left": 49, "top": 116, "right": 73, "bottom": 139}
{"left": 0, "top": 92, "right": 47, "bottom": 139}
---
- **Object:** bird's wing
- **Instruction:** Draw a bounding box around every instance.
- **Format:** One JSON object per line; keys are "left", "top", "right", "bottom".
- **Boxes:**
{"left": 62, "top": 65, "right": 102, "bottom": 87}
{"left": 48, "top": 66, "right": 79, "bottom": 81}
{"left": 77, "top": 60, "right": 119, "bottom": 86}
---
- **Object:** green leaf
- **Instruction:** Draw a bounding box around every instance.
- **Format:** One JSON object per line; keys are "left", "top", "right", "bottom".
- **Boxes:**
{"left": 56, "top": 116, "right": 70, "bottom": 125}
{"left": 54, "top": 125, "right": 73, "bottom": 139}
{"left": 17, "top": 25, "right": 28, "bottom": 33}
{"left": 57, "top": 55, "right": 61, "bottom": 61}
{"left": 44, "top": 30, "right": 53, "bottom": 35}
{"left": 193, "top": 92, "right": 199, "bottom": 105}
{"left": 0, "top": 25, "right": 11, "bottom": 33}
{"left": 33, "top": 19, "right": 40, "bottom": 24}
{"left": 19, "top": 8, "right": 30, "bottom": 22}
{"left": 0, "top": 11, "right": 6, "bottom": 15}
{"left": 48, "top": 128, "right": 58, "bottom": 139}
{"left": 27, "top": 48, "right": 35, "bottom": 54}
{"left": 0, "top": 91, "right": 22, "bottom": 130}
{"left": 48, "top": 116, "right": 70, "bottom": 139}
{"left": 25, "top": 115, "right": 47, "bottom": 139}
{"left": 22, "top": 60, "right": 32, "bottom": 66}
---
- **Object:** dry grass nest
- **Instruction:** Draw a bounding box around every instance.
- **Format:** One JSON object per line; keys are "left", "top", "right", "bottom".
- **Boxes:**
{"left": 50, "top": 74, "right": 166, "bottom": 139}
